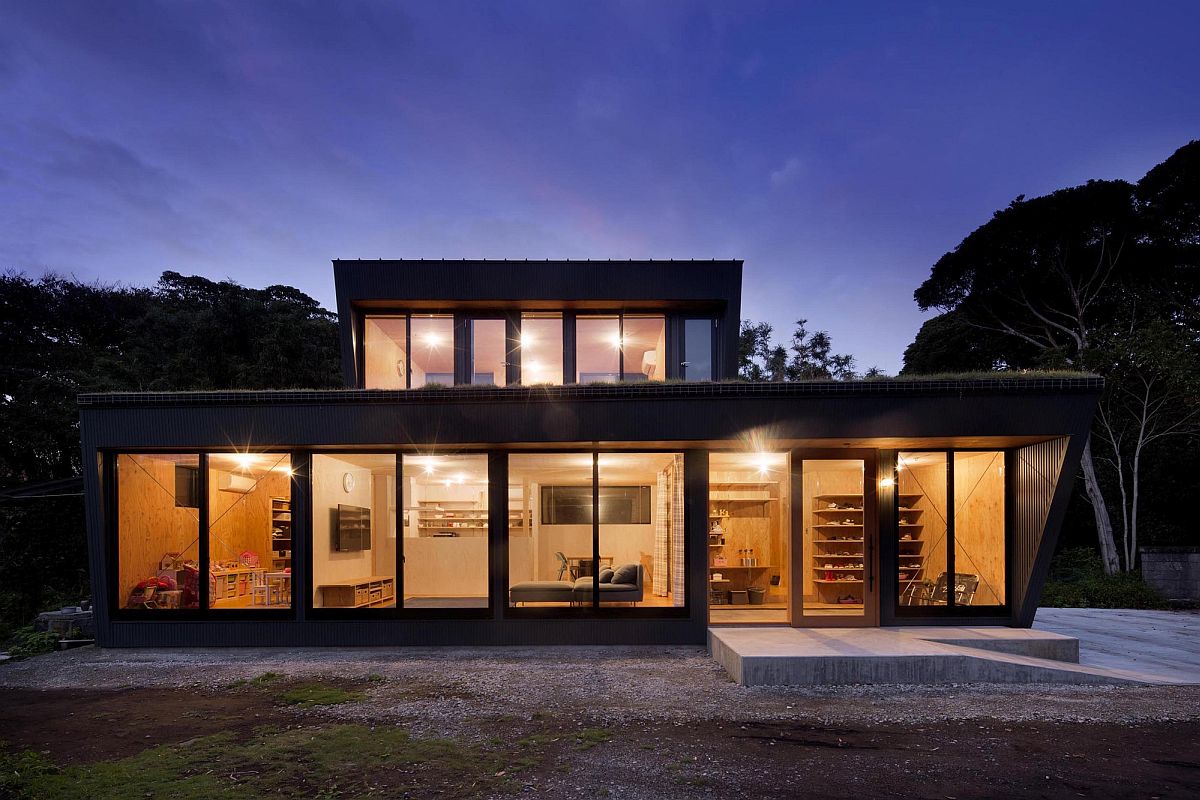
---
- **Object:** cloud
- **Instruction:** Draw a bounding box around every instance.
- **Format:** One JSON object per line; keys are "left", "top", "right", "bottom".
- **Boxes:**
{"left": 769, "top": 156, "right": 803, "bottom": 188}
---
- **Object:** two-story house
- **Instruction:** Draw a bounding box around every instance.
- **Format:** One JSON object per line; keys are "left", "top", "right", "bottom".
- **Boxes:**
{"left": 79, "top": 259, "right": 1099, "bottom": 646}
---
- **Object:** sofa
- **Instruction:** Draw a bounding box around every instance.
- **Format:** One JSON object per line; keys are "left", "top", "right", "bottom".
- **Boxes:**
{"left": 510, "top": 563, "right": 644, "bottom": 606}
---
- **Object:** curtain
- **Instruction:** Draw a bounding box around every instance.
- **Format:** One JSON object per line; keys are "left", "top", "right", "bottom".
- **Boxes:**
{"left": 670, "top": 453, "right": 686, "bottom": 606}
{"left": 653, "top": 469, "right": 670, "bottom": 596}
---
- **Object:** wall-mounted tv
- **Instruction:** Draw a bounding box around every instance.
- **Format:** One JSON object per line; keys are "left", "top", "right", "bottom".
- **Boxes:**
{"left": 335, "top": 504, "right": 371, "bottom": 552}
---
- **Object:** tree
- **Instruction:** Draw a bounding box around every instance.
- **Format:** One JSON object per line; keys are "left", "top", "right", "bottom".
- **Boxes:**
{"left": 1091, "top": 315, "right": 1200, "bottom": 569}
{"left": 909, "top": 141, "right": 1200, "bottom": 573}
{"left": 902, "top": 309, "right": 1033, "bottom": 374}
{"left": 738, "top": 319, "right": 861, "bottom": 381}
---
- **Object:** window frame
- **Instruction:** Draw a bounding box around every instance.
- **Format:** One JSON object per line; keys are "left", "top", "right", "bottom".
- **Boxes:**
{"left": 106, "top": 449, "right": 300, "bottom": 622}
{"left": 503, "top": 447, "right": 691, "bottom": 620}
{"left": 891, "top": 448, "right": 1012, "bottom": 618}
{"left": 679, "top": 317, "right": 717, "bottom": 382}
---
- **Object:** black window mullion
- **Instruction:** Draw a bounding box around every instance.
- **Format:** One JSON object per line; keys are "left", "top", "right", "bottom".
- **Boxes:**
{"left": 592, "top": 451, "right": 600, "bottom": 609}
{"left": 617, "top": 316, "right": 625, "bottom": 380}
{"left": 198, "top": 453, "right": 210, "bottom": 613}
{"left": 563, "top": 312, "right": 576, "bottom": 384}
{"left": 404, "top": 316, "right": 412, "bottom": 388}
{"left": 946, "top": 451, "right": 956, "bottom": 609}
{"left": 396, "top": 453, "right": 404, "bottom": 606}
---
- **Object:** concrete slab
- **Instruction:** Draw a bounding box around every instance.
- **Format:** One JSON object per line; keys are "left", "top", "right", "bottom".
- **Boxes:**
{"left": 708, "top": 625, "right": 1157, "bottom": 687}
{"left": 1034, "top": 608, "right": 1200, "bottom": 685}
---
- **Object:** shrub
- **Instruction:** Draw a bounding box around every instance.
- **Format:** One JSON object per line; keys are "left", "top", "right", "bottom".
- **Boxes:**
{"left": 1040, "top": 547, "right": 1166, "bottom": 609}
{"left": 3, "top": 627, "right": 60, "bottom": 660}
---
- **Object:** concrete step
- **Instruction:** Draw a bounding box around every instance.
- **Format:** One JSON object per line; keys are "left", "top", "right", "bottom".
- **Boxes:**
{"left": 709, "top": 627, "right": 1160, "bottom": 687}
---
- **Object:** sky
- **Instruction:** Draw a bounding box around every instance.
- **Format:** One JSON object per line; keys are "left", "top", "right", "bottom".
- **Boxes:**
{"left": 2, "top": 2, "right": 1198, "bottom": 374}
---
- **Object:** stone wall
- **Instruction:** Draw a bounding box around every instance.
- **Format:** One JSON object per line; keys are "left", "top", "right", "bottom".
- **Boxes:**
{"left": 1141, "top": 548, "right": 1200, "bottom": 600}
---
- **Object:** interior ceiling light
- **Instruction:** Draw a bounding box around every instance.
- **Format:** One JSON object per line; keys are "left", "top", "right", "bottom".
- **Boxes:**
{"left": 232, "top": 453, "right": 256, "bottom": 471}
{"left": 421, "top": 331, "right": 444, "bottom": 347}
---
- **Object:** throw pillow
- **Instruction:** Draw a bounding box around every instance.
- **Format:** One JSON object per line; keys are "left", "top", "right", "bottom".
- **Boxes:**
{"left": 598, "top": 568, "right": 615, "bottom": 584}
{"left": 610, "top": 564, "right": 638, "bottom": 585}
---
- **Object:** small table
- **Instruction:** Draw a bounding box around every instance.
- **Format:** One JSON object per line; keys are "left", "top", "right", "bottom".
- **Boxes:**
{"left": 264, "top": 571, "right": 291, "bottom": 606}
{"left": 566, "top": 555, "right": 614, "bottom": 579}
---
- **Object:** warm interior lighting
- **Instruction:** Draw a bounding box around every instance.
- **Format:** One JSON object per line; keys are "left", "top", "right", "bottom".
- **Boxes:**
{"left": 879, "top": 476, "right": 896, "bottom": 487}
{"left": 520, "top": 332, "right": 534, "bottom": 348}
{"left": 232, "top": 453, "right": 256, "bottom": 472}
{"left": 752, "top": 452, "right": 774, "bottom": 474}
{"left": 610, "top": 332, "right": 624, "bottom": 349}
{"left": 420, "top": 331, "right": 445, "bottom": 347}
{"left": 525, "top": 359, "right": 543, "bottom": 373}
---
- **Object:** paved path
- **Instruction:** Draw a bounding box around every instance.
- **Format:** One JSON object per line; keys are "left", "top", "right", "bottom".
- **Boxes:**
{"left": 1034, "top": 608, "right": 1200, "bottom": 684}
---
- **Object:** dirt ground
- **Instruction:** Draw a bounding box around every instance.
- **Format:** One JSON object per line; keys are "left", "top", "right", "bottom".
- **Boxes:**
{"left": 2, "top": 646, "right": 1199, "bottom": 799}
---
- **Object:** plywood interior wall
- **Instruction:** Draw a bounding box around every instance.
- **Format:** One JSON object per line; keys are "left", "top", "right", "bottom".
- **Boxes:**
{"left": 953, "top": 451, "right": 1006, "bottom": 605}
{"left": 710, "top": 467, "right": 787, "bottom": 599}
{"left": 311, "top": 455, "right": 395, "bottom": 604}
{"left": 208, "top": 468, "right": 288, "bottom": 566}
{"left": 117, "top": 455, "right": 200, "bottom": 598}
{"left": 901, "top": 460, "right": 949, "bottom": 595}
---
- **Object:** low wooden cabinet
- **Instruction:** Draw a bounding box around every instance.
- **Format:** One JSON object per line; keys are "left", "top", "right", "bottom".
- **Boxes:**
{"left": 317, "top": 576, "right": 395, "bottom": 608}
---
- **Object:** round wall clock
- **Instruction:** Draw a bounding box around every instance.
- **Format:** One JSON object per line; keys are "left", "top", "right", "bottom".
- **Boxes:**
{"left": 342, "top": 472, "right": 355, "bottom": 493}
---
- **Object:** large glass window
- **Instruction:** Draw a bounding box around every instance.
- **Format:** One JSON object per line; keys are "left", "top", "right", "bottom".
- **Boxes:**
{"left": 207, "top": 453, "right": 292, "bottom": 610}
{"left": 897, "top": 450, "right": 1005, "bottom": 609}
{"left": 897, "top": 452, "right": 948, "bottom": 607}
{"left": 953, "top": 451, "right": 1006, "bottom": 606}
{"left": 508, "top": 453, "right": 593, "bottom": 607}
{"left": 363, "top": 316, "right": 407, "bottom": 389}
{"left": 519, "top": 313, "right": 564, "bottom": 385}
{"left": 471, "top": 319, "right": 508, "bottom": 386}
{"left": 620, "top": 316, "right": 666, "bottom": 381}
{"left": 683, "top": 318, "right": 714, "bottom": 381}
{"left": 576, "top": 316, "right": 621, "bottom": 383}
{"left": 597, "top": 453, "right": 682, "bottom": 607}
{"left": 708, "top": 452, "right": 789, "bottom": 623}
{"left": 401, "top": 454, "right": 489, "bottom": 607}
{"left": 508, "top": 452, "right": 683, "bottom": 609}
{"left": 117, "top": 454, "right": 201, "bottom": 610}
{"left": 409, "top": 315, "right": 454, "bottom": 388}
{"left": 311, "top": 454, "right": 397, "bottom": 609}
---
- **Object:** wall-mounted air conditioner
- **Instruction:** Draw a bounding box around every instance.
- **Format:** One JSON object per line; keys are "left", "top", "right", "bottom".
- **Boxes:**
{"left": 218, "top": 472, "right": 256, "bottom": 493}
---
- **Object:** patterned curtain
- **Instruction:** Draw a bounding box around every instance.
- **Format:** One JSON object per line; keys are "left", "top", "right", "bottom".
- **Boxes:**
{"left": 670, "top": 453, "right": 686, "bottom": 606}
{"left": 652, "top": 469, "right": 670, "bottom": 596}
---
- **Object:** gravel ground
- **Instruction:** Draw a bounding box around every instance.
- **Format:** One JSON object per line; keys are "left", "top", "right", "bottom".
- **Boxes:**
{"left": 4, "top": 644, "right": 1199, "bottom": 734}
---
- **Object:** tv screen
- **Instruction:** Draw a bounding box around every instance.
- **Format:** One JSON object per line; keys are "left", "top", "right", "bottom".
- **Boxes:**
{"left": 335, "top": 504, "right": 371, "bottom": 551}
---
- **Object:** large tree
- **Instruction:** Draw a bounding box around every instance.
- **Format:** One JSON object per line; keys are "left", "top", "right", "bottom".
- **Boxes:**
{"left": 909, "top": 140, "right": 1200, "bottom": 573}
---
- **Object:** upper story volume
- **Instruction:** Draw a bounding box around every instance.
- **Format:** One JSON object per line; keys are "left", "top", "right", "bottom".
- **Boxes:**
{"left": 332, "top": 258, "right": 743, "bottom": 389}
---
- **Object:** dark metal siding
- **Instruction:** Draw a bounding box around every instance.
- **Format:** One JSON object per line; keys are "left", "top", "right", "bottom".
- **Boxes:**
{"left": 1013, "top": 436, "right": 1083, "bottom": 626}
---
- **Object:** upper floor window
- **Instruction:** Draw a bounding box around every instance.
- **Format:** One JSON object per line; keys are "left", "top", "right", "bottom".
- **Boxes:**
{"left": 470, "top": 318, "right": 508, "bottom": 386}
{"left": 519, "top": 313, "right": 564, "bottom": 385}
{"left": 576, "top": 314, "right": 665, "bottom": 383}
{"left": 410, "top": 315, "right": 453, "bottom": 388}
{"left": 363, "top": 316, "right": 407, "bottom": 390}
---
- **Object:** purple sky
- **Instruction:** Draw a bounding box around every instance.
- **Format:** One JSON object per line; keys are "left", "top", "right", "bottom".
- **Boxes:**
{"left": 2, "top": 2, "right": 1198, "bottom": 373}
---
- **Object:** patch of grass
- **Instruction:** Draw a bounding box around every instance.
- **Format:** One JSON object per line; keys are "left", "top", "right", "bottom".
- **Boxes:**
{"left": 1041, "top": 548, "right": 1166, "bottom": 609}
{"left": 249, "top": 671, "right": 282, "bottom": 686}
{"left": 0, "top": 723, "right": 532, "bottom": 799}
{"left": 572, "top": 728, "right": 612, "bottom": 750}
{"left": 366, "top": 673, "right": 384, "bottom": 683}
{"left": 2, "top": 628, "right": 59, "bottom": 660}
{"left": 277, "top": 683, "right": 365, "bottom": 707}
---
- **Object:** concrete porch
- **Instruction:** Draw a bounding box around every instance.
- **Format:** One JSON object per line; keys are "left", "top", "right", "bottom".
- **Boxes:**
{"left": 708, "top": 618, "right": 1198, "bottom": 686}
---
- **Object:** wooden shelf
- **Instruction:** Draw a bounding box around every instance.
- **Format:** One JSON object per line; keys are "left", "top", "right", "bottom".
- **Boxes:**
{"left": 709, "top": 565, "right": 774, "bottom": 570}
{"left": 814, "top": 579, "right": 863, "bottom": 584}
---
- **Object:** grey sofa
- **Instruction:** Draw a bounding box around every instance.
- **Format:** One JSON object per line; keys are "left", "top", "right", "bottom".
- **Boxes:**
{"left": 510, "top": 564, "right": 644, "bottom": 606}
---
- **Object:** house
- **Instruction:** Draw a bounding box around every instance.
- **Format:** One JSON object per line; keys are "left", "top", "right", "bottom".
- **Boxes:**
{"left": 79, "top": 259, "right": 1099, "bottom": 646}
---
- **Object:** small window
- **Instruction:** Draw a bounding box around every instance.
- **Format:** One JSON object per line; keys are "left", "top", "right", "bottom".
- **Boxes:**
{"left": 541, "top": 485, "right": 651, "bottom": 524}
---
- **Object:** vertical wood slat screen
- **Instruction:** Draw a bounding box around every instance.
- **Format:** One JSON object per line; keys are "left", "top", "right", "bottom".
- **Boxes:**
{"left": 1012, "top": 437, "right": 1069, "bottom": 612}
